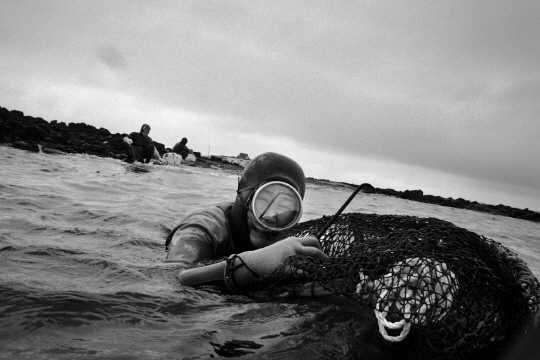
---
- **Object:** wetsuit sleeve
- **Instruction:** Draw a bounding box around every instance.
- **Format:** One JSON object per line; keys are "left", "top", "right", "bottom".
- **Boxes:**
{"left": 165, "top": 206, "right": 232, "bottom": 263}
{"left": 165, "top": 226, "right": 215, "bottom": 263}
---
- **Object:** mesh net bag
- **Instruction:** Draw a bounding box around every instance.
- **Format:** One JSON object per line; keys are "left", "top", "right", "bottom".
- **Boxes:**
{"left": 247, "top": 213, "right": 540, "bottom": 360}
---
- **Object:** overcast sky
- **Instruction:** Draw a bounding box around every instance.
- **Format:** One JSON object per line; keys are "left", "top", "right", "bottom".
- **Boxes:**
{"left": 2, "top": 1, "right": 540, "bottom": 211}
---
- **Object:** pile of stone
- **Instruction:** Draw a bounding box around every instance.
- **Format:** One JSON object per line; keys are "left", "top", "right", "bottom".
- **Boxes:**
{"left": 0, "top": 106, "right": 166, "bottom": 160}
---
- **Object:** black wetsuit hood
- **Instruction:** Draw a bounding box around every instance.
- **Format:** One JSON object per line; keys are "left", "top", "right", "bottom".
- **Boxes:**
{"left": 228, "top": 152, "right": 306, "bottom": 252}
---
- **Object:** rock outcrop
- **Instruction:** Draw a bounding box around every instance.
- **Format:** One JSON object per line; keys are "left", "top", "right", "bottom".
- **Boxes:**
{"left": 2, "top": 105, "right": 539, "bottom": 223}
{"left": 0, "top": 106, "right": 165, "bottom": 160}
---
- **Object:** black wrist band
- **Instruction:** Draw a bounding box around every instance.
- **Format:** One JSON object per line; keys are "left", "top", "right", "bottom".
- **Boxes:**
{"left": 224, "top": 254, "right": 260, "bottom": 291}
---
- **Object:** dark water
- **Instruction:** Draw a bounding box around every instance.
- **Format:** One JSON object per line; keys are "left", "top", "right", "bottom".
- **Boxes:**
{"left": 1, "top": 146, "right": 539, "bottom": 359}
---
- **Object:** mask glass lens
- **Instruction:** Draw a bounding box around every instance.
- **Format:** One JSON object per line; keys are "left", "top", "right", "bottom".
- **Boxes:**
{"left": 250, "top": 182, "right": 302, "bottom": 231}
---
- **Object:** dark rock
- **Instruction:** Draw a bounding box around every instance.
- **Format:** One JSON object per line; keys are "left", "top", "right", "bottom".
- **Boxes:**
{"left": 378, "top": 188, "right": 401, "bottom": 197}
{"left": 42, "top": 147, "right": 66, "bottom": 155}
{"left": 10, "top": 109, "right": 24, "bottom": 117}
{"left": 524, "top": 213, "right": 540, "bottom": 222}
{"left": 467, "top": 203, "right": 491, "bottom": 213}
{"left": 402, "top": 189, "right": 424, "bottom": 202}
{"left": 7, "top": 120, "right": 23, "bottom": 132}
{"left": 48, "top": 132, "right": 69, "bottom": 145}
{"left": 107, "top": 136, "right": 129, "bottom": 152}
{"left": 43, "top": 143, "right": 68, "bottom": 153}
{"left": 450, "top": 198, "right": 467, "bottom": 209}
{"left": 11, "top": 130, "right": 22, "bottom": 142}
{"left": 68, "top": 122, "right": 98, "bottom": 135}
{"left": 85, "top": 144, "right": 111, "bottom": 157}
{"left": 359, "top": 183, "right": 375, "bottom": 193}
{"left": 23, "top": 126, "right": 48, "bottom": 141}
{"left": 0, "top": 107, "right": 13, "bottom": 121}
{"left": 98, "top": 127, "right": 111, "bottom": 136}
{"left": 31, "top": 117, "right": 49, "bottom": 127}
{"left": 12, "top": 141, "right": 40, "bottom": 152}
{"left": 0, "top": 124, "right": 10, "bottom": 142}
{"left": 36, "top": 124, "right": 50, "bottom": 134}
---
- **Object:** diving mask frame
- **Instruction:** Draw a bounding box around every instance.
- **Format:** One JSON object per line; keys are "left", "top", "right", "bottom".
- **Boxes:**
{"left": 237, "top": 181, "right": 303, "bottom": 233}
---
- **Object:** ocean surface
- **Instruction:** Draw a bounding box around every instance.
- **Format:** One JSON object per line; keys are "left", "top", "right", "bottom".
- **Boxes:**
{"left": 1, "top": 145, "right": 539, "bottom": 360}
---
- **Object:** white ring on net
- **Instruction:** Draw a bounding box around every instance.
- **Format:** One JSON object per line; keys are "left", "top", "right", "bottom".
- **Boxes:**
{"left": 374, "top": 309, "right": 411, "bottom": 342}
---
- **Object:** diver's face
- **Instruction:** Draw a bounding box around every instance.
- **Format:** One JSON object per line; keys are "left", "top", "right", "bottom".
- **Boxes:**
{"left": 142, "top": 128, "right": 150, "bottom": 137}
{"left": 240, "top": 181, "right": 302, "bottom": 248}
{"left": 246, "top": 211, "right": 280, "bottom": 248}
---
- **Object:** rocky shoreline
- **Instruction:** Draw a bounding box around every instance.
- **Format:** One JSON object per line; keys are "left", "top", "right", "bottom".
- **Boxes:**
{"left": 1, "top": 105, "right": 539, "bottom": 222}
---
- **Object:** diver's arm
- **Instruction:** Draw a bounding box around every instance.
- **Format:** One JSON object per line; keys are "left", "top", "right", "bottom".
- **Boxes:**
{"left": 165, "top": 229, "right": 215, "bottom": 263}
{"left": 165, "top": 224, "right": 228, "bottom": 286}
{"left": 178, "top": 261, "right": 227, "bottom": 287}
{"left": 178, "top": 236, "right": 328, "bottom": 290}
{"left": 238, "top": 236, "right": 328, "bottom": 280}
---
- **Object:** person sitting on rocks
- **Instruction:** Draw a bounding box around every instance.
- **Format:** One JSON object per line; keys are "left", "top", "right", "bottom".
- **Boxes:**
{"left": 123, "top": 124, "right": 163, "bottom": 164}
{"left": 172, "top": 137, "right": 192, "bottom": 160}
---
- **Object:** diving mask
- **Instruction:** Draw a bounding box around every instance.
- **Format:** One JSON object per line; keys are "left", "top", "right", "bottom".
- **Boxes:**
{"left": 238, "top": 181, "right": 303, "bottom": 232}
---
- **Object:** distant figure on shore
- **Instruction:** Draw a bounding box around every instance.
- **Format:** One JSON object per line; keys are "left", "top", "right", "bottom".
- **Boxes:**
{"left": 123, "top": 124, "right": 163, "bottom": 164}
{"left": 172, "top": 137, "right": 192, "bottom": 160}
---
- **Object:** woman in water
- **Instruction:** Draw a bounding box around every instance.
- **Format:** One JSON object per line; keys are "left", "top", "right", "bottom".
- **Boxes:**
{"left": 165, "top": 152, "right": 328, "bottom": 291}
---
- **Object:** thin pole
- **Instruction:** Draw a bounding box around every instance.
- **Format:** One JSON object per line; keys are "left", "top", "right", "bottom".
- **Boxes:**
{"left": 316, "top": 183, "right": 375, "bottom": 239}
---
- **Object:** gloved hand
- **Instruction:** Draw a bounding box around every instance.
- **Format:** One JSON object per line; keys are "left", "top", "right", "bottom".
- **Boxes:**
{"left": 123, "top": 137, "right": 133, "bottom": 145}
{"left": 240, "top": 236, "right": 328, "bottom": 278}
{"left": 178, "top": 237, "right": 328, "bottom": 290}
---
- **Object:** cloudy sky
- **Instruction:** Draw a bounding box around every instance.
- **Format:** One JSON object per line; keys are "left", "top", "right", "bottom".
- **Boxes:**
{"left": 2, "top": 1, "right": 540, "bottom": 211}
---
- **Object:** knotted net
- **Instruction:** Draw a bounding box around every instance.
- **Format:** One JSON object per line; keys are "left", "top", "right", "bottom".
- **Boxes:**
{"left": 247, "top": 213, "right": 540, "bottom": 359}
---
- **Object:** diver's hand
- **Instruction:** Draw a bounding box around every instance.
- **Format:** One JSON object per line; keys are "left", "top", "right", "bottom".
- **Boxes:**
{"left": 241, "top": 236, "right": 328, "bottom": 278}
{"left": 123, "top": 137, "right": 133, "bottom": 145}
{"left": 177, "top": 237, "right": 327, "bottom": 291}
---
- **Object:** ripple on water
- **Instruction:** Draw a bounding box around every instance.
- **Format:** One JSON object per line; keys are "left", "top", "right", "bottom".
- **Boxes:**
{"left": 1, "top": 146, "right": 539, "bottom": 360}
{"left": 0, "top": 284, "right": 194, "bottom": 335}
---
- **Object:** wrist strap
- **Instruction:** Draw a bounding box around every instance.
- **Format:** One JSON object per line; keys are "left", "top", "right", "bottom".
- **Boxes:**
{"left": 224, "top": 254, "right": 259, "bottom": 291}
